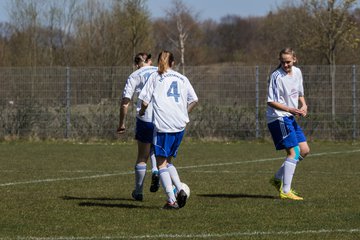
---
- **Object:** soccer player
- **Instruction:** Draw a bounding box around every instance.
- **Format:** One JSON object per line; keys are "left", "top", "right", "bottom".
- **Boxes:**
{"left": 138, "top": 50, "right": 198, "bottom": 209}
{"left": 266, "top": 47, "right": 310, "bottom": 200}
{"left": 117, "top": 53, "right": 160, "bottom": 201}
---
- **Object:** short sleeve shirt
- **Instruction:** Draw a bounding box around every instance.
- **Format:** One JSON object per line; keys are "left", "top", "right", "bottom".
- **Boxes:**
{"left": 266, "top": 66, "right": 304, "bottom": 123}
{"left": 122, "top": 66, "right": 158, "bottom": 122}
{"left": 139, "top": 69, "right": 198, "bottom": 133}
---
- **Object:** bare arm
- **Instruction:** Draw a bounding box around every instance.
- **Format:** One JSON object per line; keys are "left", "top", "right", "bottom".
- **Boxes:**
{"left": 139, "top": 101, "right": 149, "bottom": 116}
{"left": 187, "top": 101, "right": 198, "bottom": 113}
{"left": 117, "top": 98, "right": 130, "bottom": 134}
{"left": 298, "top": 96, "right": 308, "bottom": 117}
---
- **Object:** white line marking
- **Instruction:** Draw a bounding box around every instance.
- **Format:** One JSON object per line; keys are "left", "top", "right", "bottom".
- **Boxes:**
{"left": 0, "top": 172, "right": 133, "bottom": 187}
{"left": 1, "top": 149, "right": 359, "bottom": 187}
{"left": 5, "top": 228, "right": 360, "bottom": 239}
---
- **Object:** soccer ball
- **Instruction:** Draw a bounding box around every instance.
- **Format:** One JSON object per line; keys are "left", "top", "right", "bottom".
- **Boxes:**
{"left": 173, "top": 182, "right": 190, "bottom": 198}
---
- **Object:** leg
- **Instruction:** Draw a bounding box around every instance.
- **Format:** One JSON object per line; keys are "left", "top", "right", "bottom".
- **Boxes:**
{"left": 132, "top": 141, "right": 151, "bottom": 200}
{"left": 149, "top": 147, "right": 160, "bottom": 192}
{"left": 282, "top": 147, "right": 297, "bottom": 193}
{"left": 280, "top": 146, "right": 302, "bottom": 200}
{"left": 167, "top": 158, "right": 182, "bottom": 191}
{"left": 298, "top": 141, "right": 310, "bottom": 160}
{"left": 157, "top": 156, "right": 177, "bottom": 207}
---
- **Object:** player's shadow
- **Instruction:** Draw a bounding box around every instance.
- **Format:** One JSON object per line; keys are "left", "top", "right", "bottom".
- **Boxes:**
{"left": 60, "top": 195, "right": 155, "bottom": 209}
{"left": 198, "top": 193, "right": 277, "bottom": 199}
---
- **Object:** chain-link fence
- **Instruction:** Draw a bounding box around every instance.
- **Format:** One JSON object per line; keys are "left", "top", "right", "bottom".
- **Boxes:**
{"left": 0, "top": 65, "right": 358, "bottom": 141}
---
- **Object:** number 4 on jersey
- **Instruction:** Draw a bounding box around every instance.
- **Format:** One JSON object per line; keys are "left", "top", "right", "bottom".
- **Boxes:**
{"left": 167, "top": 81, "right": 180, "bottom": 102}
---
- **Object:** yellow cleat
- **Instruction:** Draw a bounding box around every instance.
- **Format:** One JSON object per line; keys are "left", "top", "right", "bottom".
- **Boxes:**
{"left": 270, "top": 177, "right": 302, "bottom": 197}
{"left": 280, "top": 190, "right": 304, "bottom": 200}
{"left": 290, "top": 188, "right": 301, "bottom": 197}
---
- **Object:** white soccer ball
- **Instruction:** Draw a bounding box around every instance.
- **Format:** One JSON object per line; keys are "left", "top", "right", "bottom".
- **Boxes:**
{"left": 173, "top": 182, "right": 190, "bottom": 198}
{"left": 181, "top": 182, "right": 190, "bottom": 198}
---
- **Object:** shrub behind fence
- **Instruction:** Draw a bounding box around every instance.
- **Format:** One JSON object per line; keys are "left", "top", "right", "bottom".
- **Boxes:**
{"left": 0, "top": 65, "right": 358, "bottom": 141}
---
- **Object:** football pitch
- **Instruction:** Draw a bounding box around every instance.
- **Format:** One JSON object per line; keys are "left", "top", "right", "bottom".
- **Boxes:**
{"left": 0, "top": 141, "right": 359, "bottom": 240}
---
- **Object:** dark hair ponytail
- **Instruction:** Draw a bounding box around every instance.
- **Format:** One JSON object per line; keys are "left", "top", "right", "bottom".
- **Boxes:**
{"left": 134, "top": 53, "right": 151, "bottom": 67}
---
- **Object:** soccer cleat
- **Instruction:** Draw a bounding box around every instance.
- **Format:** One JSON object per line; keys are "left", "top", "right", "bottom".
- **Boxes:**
{"left": 270, "top": 177, "right": 301, "bottom": 197}
{"left": 269, "top": 177, "right": 282, "bottom": 191}
{"left": 162, "top": 202, "right": 179, "bottom": 210}
{"left": 176, "top": 189, "right": 188, "bottom": 208}
{"left": 150, "top": 171, "right": 160, "bottom": 192}
{"left": 280, "top": 190, "right": 304, "bottom": 200}
{"left": 290, "top": 188, "right": 301, "bottom": 197}
{"left": 131, "top": 190, "right": 143, "bottom": 201}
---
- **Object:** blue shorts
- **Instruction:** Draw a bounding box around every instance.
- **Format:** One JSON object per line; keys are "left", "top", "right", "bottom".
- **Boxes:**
{"left": 153, "top": 131, "right": 185, "bottom": 158}
{"left": 268, "top": 116, "right": 306, "bottom": 150}
{"left": 135, "top": 118, "right": 154, "bottom": 143}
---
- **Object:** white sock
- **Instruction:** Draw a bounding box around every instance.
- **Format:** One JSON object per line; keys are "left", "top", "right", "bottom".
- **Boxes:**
{"left": 159, "top": 168, "right": 176, "bottom": 203}
{"left": 134, "top": 163, "right": 146, "bottom": 194}
{"left": 282, "top": 158, "right": 297, "bottom": 193}
{"left": 275, "top": 163, "right": 284, "bottom": 180}
{"left": 167, "top": 163, "right": 182, "bottom": 191}
{"left": 150, "top": 150, "right": 158, "bottom": 174}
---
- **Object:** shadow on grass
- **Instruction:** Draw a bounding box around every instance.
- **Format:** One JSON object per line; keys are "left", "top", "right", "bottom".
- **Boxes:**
{"left": 60, "top": 195, "right": 157, "bottom": 209}
{"left": 60, "top": 195, "right": 132, "bottom": 201}
{"left": 198, "top": 193, "right": 277, "bottom": 199}
{"left": 78, "top": 201, "right": 154, "bottom": 209}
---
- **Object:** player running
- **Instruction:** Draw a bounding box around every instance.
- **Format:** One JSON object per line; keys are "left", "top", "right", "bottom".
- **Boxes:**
{"left": 266, "top": 47, "right": 310, "bottom": 200}
{"left": 139, "top": 50, "right": 198, "bottom": 209}
{"left": 117, "top": 53, "right": 160, "bottom": 201}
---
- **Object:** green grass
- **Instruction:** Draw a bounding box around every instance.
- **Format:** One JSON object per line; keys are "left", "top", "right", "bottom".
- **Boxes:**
{"left": 0, "top": 140, "right": 359, "bottom": 239}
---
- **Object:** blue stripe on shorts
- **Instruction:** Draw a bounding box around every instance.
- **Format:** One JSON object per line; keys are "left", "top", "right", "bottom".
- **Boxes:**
{"left": 153, "top": 131, "right": 185, "bottom": 158}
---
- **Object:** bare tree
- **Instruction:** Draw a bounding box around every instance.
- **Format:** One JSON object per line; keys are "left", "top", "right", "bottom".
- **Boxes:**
{"left": 300, "top": 0, "right": 358, "bottom": 120}
{"left": 8, "top": 0, "right": 46, "bottom": 66}
{"left": 164, "top": 0, "right": 199, "bottom": 74}
{"left": 45, "top": 0, "right": 79, "bottom": 66}
{"left": 122, "top": 0, "right": 153, "bottom": 63}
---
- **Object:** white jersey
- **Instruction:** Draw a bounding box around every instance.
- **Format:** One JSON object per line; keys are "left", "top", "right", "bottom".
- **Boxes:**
{"left": 139, "top": 69, "right": 198, "bottom": 133}
{"left": 266, "top": 66, "right": 304, "bottom": 123}
{"left": 122, "top": 66, "right": 158, "bottom": 122}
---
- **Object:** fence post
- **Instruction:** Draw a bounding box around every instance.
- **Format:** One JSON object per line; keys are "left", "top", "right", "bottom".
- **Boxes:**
{"left": 352, "top": 65, "right": 357, "bottom": 141}
{"left": 65, "top": 66, "right": 71, "bottom": 138}
{"left": 255, "top": 66, "right": 259, "bottom": 139}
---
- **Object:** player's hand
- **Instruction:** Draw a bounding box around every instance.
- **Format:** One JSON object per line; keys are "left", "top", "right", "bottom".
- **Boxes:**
{"left": 299, "top": 105, "right": 308, "bottom": 117}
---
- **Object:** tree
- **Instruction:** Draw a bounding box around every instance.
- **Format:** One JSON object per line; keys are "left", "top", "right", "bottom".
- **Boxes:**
{"left": 122, "top": 0, "right": 153, "bottom": 64}
{"left": 300, "top": 0, "right": 359, "bottom": 120}
{"left": 163, "top": 0, "right": 199, "bottom": 73}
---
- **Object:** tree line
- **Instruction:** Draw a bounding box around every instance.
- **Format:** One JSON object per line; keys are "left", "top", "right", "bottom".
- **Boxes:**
{"left": 0, "top": 0, "right": 359, "bottom": 68}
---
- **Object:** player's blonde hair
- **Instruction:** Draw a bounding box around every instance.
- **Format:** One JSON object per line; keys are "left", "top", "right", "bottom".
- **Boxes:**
{"left": 157, "top": 50, "right": 174, "bottom": 75}
{"left": 279, "top": 47, "right": 296, "bottom": 59}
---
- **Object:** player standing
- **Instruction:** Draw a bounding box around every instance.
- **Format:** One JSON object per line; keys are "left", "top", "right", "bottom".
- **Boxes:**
{"left": 139, "top": 50, "right": 198, "bottom": 209}
{"left": 266, "top": 47, "right": 310, "bottom": 200}
{"left": 117, "top": 53, "right": 160, "bottom": 201}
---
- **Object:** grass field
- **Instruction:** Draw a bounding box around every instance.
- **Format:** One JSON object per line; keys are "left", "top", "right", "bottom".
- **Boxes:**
{"left": 0, "top": 140, "right": 359, "bottom": 240}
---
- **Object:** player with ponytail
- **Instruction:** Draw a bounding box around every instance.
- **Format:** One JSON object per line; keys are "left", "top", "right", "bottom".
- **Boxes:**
{"left": 139, "top": 50, "right": 198, "bottom": 209}
{"left": 267, "top": 47, "right": 310, "bottom": 200}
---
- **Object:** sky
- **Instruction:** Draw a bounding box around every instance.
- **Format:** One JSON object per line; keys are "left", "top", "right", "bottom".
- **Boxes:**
{"left": 0, "top": 0, "right": 283, "bottom": 23}
{"left": 146, "top": 0, "right": 283, "bottom": 21}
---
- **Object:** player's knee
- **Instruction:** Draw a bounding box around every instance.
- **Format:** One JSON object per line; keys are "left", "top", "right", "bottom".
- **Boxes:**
{"left": 300, "top": 146, "right": 310, "bottom": 160}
